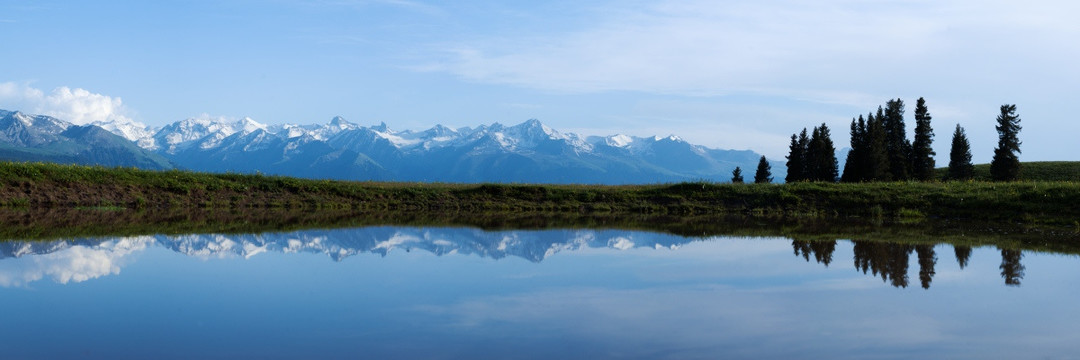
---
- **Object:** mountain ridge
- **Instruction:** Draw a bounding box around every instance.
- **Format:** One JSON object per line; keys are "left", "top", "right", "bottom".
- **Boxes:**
{"left": 0, "top": 108, "right": 785, "bottom": 184}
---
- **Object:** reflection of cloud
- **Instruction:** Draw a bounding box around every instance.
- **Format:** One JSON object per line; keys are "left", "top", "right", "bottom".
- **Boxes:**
{"left": 0, "top": 237, "right": 153, "bottom": 287}
{"left": 414, "top": 284, "right": 948, "bottom": 356}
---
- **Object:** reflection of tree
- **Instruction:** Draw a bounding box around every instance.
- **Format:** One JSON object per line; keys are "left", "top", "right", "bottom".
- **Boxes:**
{"left": 999, "top": 248, "right": 1025, "bottom": 286}
{"left": 953, "top": 245, "right": 972, "bottom": 269}
{"left": 792, "top": 240, "right": 837, "bottom": 266}
{"left": 915, "top": 245, "right": 937, "bottom": 289}
{"left": 852, "top": 240, "right": 915, "bottom": 288}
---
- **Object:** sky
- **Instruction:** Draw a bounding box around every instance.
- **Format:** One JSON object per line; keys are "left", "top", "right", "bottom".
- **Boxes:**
{"left": 1, "top": 0, "right": 1078, "bottom": 162}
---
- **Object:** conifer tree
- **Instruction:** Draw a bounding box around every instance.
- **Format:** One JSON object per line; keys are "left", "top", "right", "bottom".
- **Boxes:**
{"left": 754, "top": 155, "right": 772, "bottom": 184}
{"left": 841, "top": 117, "right": 864, "bottom": 182}
{"left": 865, "top": 111, "right": 890, "bottom": 181}
{"left": 785, "top": 134, "right": 802, "bottom": 183}
{"left": 990, "top": 104, "right": 1022, "bottom": 181}
{"left": 785, "top": 128, "right": 809, "bottom": 182}
{"left": 731, "top": 166, "right": 744, "bottom": 183}
{"left": 883, "top": 99, "right": 911, "bottom": 180}
{"left": 947, "top": 124, "right": 974, "bottom": 180}
{"left": 806, "top": 127, "right": 822, "bottom": 180}
{"left": 806, "top": 123, "right": 838, "bottom": 182}
{"left": 910, "top": 97, "right": 936, "bottom": 181}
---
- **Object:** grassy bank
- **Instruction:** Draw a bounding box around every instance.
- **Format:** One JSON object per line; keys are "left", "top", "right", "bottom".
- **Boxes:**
{"left": 2, "top": 161, "right": 1080, "bottom": 224}
{"left": 935, "top": 161, "right": 1080, "bottom": 181}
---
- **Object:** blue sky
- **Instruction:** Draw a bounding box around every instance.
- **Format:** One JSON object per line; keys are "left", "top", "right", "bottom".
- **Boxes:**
{"left": 1, "top": 0, "right": 1078, "bottom": 162}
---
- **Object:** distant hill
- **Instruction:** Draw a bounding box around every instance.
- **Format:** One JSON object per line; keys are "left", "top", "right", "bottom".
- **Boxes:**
{"left": 935, "top": 161, "right": 1080, "bottom": 181}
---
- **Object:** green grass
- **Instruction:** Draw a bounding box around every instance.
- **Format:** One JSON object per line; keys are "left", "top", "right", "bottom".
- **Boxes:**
{"left": 935, "top": 161, "right": 1080, "bottom": 181}
{"left": 2, "top": 161, "right": 1080, "bottom": 225}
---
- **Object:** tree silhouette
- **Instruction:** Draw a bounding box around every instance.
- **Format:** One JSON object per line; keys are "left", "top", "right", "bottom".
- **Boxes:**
{"left": 841, "top": 117, "right": 866, "bottom": 182}
{"left": 947, "top": 124, "right": 975, "bottom": 180}
{"left": 792, "top": 239, "right": 837, "bottom": 266}
{"left": 990, "top": 104, "right": 1022, "bottom": 181}
{"left": 806, "top": 123, "right": 838, "bottom": 182}
{"left": 916, "top": 244, "right": 937, "bottom": 289}
{"left": 731, "top": 166, "right": 744, "bottom": 183}
{"left": 883, "top": 99, "right": 912, "bottom": 180}
{"left": 954, "top": 245, "right": 972, "bottom": 269}
{"left": 785, "top": 129, "right": 809, "bottom": 182}
{"left": 1000, "top": 248, "right": 1025, "bottom": 286}
{"left": 754, "top": 156, "right": 773, "bottom": 184}
{"left": 865, "top": 111, "right": 890, "bottom": 181}
{"left": 910, "top": 97, "right": 936, "bottom": 181}
{"left": 853, "top": 240, "right": 913, "bottom": 288}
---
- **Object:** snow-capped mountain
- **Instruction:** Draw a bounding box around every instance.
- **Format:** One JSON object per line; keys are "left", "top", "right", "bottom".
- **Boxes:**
{"left": 0, "top": 110, "right": 172, "bottom": 169}
{"left": 0, "top": 108, "right": 785, "bottom": 184}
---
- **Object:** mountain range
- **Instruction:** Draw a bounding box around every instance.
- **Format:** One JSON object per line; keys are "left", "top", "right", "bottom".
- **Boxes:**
{"left": 0, "top": 109, "right": 784, "bottom": 184}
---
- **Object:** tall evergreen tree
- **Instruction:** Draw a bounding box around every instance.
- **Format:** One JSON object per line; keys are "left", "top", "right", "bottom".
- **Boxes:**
{"left": 806, "top": 123, "right": 838, "bottom": 182}
{"left": 910, "top": 97, "right": 936, "bottom": 180}
{"left": 785, "top": 129, "right": 810, "bottom": 182}
{"left": 841, "top": 117, "right": 864, "bottom": 182}
{"left": 731, "top": 166, "right": 744, "bottom": 183}
{"left": 990, "top": 104, "right": 1022, "bottom": 181}
{"left": 754, "top": 155, "right": 773, "bottom": 184}
{"left": 806, "top": 127, "right": 822, "bottom": 181}
{"left": 865, "top": 111, "right": 890, "bottom": 181}
{"left": 947, "top": 124, "right": 974, "bottom": 180}
{"left": 883, "top": 99, "right": 912, "bottom": 180}
{"left": 785, "top": 134, "right": 802, "bottom": 183}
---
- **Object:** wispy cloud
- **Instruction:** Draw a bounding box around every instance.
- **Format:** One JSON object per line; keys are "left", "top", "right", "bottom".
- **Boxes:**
{"left": 430, "top": 0, "right": 1080, "bottom": 107}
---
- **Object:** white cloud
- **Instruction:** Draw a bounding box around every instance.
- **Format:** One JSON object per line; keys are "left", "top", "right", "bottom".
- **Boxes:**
{"left": 0, "top": 81, "right": 138, "bottom": 125}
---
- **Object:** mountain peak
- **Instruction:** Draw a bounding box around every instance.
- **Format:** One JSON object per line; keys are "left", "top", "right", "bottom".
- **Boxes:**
{"left": 329, "top": 116, "right": 352, "bottom": 128}
{"left": 237, "top": 117, "right": 267, "bottom": 134}
{"left": 606, "top": 134, "right": 634, "bottom": 148}
{"left": 372, "top": 121, "right": 390, "bottom": 132}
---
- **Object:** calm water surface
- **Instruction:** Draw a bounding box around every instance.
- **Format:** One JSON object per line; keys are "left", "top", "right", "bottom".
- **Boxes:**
{"left": 1, "top": 227, "right": 1078, "bottom": 359}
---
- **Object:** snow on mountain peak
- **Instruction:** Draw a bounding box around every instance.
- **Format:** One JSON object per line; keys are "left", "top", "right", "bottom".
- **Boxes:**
{"left": 654, "top": 134, "right": 683, "bottom": 142}
{"left": 91, "top": 119, "right": 157, "bottom": 149}
{"left": 237, "top": 117, "right": 267, "bottom": 134}
{"left": 606, "top": 134, "right": 633, "bottom": 148}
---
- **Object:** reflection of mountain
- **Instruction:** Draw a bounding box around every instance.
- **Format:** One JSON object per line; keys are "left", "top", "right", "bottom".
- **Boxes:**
{"left": 0, "top": 228, "right": 694, "bottom": 285}
{"left": 158, "top": 227, "right": 692, "bottom": 262}
{"left": 0, "top": 228, "right": 1030, "bottom": 288}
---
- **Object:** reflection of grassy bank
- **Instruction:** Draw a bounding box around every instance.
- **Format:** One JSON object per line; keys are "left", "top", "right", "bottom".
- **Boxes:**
{"left": 2, "top": 161, "right": 1080, "bottom": 224}
{"left": 1, "top": 208, "right": 1077, "bottom": 255}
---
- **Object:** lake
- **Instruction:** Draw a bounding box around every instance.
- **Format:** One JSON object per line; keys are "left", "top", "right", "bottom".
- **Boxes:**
{"left": 1, "top": 225, "right": 1078, "bottom": 359}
